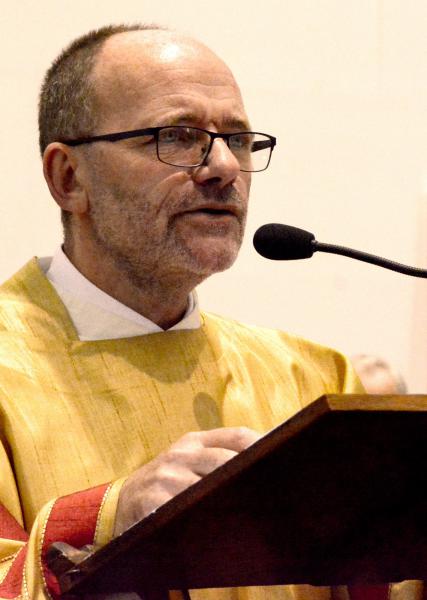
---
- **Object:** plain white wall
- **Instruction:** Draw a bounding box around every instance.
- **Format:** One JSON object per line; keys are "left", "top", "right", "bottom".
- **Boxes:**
{"left": 1, "top": 1, "right": 426, "bottom": 390}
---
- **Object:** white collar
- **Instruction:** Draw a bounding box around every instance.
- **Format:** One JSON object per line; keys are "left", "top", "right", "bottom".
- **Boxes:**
{"left": 39, "top": 248, "right": 201, "bottom": 341}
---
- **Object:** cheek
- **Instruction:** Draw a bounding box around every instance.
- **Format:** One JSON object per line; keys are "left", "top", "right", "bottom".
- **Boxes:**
{"left": 116, "top": 148, "right": 191, "bottom": 196}
{"left": 140, "top": 170, "right": 193, "bottom": 212}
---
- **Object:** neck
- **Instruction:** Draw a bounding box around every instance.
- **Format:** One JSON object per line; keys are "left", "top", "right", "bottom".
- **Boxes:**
{"left": 63, "top": 242, "right": 197, "bottom": 330}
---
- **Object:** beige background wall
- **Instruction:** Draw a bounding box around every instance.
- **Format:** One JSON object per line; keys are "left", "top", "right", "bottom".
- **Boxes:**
{"left": 1, "top": 1, "right": 426, "bottom": 390}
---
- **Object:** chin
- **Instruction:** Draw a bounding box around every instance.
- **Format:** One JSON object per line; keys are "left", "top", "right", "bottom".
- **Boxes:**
{"left": 187, "top": 244, "right": 240, "bottom": 277}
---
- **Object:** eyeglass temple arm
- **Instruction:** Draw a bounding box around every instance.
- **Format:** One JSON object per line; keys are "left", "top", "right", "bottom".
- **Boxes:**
{"left": 61, "top": 128, "right": 159, "bottom": 147}
{"left": 251, "top": 139, "right": 275, "bottom": 152}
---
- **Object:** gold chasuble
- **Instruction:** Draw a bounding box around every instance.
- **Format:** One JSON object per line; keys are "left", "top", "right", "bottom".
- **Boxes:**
{"left": 0, "top": 259, "right": 419, "bottom": 600}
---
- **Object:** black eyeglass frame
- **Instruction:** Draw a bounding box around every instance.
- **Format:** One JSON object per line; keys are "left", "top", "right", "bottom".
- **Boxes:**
{"left": 59, "top": 126, "right": 277, "bottom": 172}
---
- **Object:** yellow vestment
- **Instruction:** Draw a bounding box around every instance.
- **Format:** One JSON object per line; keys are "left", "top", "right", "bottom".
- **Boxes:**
{"left": 0, "top": 259, "right": 417, "bottom": 600}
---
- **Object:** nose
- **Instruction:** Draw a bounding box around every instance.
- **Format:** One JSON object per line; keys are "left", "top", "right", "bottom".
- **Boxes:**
{"left": 191, "top": 138, "right": 241, "bottom": 187}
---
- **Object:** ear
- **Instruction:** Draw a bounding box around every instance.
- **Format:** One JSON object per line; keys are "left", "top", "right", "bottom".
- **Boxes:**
{"left": 43, "top": 143, "right": 89, "bottom": 215}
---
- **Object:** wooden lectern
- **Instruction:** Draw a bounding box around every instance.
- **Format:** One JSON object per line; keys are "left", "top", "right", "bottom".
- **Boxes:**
{"left": 50, "top": 394, "right": 427, "bottom": 599}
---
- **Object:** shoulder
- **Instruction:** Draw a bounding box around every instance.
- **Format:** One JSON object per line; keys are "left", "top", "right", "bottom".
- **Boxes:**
{"left": 0, "top": 259, "right": 71, "bottom": 339}
{"left": 202, "top": 311, "right": 338, "bottom": 357}
{"left": 201, "top": 311, "right": 363, "bottom": 394}
{"left": 0, "top": 260, "right": 38, "bottom": 330}
{"left": 0, "top": 258, "right": 43, "bottom": 298}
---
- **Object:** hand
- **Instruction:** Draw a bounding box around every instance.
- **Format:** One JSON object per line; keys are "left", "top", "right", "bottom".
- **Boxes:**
{"left": 113, "top": 427, "right": 261, "bottom": 536}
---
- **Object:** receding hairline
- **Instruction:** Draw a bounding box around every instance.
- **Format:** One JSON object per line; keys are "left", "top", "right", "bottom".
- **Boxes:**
{"left": 98, "top": 28, "right": 224, "bottom": 61}
{"left": 91, "top": 28, "right": 234, "bottom": 88}
{"left": 87, "top": 29, "right": 240, "bottom": 127}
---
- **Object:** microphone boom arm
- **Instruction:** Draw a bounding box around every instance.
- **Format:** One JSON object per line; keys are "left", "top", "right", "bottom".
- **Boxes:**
{"left": 313, "top": 241, "right": 427, "bottom": 279}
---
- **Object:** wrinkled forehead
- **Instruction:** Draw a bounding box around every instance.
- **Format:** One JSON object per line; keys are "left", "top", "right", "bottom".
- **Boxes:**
{"left": 90, "top": 30, "right": 247, "bottom": 129}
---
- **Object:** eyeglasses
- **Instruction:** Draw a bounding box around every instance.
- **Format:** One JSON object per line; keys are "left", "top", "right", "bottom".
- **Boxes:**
{"left": 60, "top": 126, "right": 276, "bottom": 172}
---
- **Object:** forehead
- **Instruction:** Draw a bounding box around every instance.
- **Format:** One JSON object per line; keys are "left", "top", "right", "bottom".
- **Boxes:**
{"left": 91, "top": 31, "right": 249, "bottom": 130}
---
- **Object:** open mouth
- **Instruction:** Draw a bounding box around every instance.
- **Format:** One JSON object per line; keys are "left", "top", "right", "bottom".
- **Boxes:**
{"left": 196, "top": 208, "right": 233, "bottom": 216}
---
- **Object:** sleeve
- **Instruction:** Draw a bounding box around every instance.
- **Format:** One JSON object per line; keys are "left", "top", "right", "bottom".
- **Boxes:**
{"left": 313, "top": 342, "right": 367, "bottom": 396}
{"left": 0, "top": 438, "right": 125, "bottom": 600}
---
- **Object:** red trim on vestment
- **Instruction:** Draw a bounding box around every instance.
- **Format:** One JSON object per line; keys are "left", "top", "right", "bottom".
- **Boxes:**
{"left": 0, "top": 504, "right": 28, "bottom": 542}
{"left": 0, "top": 547, "right": 27, "bottom": 599}
{"left": 348, "top": 585, "right": 390, "bottom": 600}
{"left": 41, "top": 483, "right": 110, "bottom": 599}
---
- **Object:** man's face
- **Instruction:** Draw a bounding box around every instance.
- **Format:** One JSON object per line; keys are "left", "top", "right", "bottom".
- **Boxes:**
{"left": 79, "top": 31, "right": 251, "bottom": 288}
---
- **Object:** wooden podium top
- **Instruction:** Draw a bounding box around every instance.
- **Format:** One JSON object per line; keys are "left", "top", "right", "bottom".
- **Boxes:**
{"left": 57, "top": 394, "right": 427, "bottom": 596}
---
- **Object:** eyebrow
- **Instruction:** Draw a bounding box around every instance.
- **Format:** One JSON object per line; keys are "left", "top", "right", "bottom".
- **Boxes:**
{"left": 222, "top": 116, "right": 252, "bottom": 130}
{"left": 165, "top": 112, "right": 251, "bottom": 131}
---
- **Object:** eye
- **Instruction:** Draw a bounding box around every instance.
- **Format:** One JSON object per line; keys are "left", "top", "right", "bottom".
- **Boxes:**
{"left": 229, "top": 133, "right": 252, "bottom": 151}
{"left": 160, "top": 127, "right": 195, "bottom": 145}
{"left": 161, "top": 128, "right": 180, "bottom": 143}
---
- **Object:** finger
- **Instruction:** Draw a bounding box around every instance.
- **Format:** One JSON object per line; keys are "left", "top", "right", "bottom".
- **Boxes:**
{"left": 147, "top": 447, "right": 238, "bottom": 507}
{"left": 175, "top": 427, "right": 262, "bottom": 453}
{"left": 165, "top": 446, "right": 238, "bottom": 476}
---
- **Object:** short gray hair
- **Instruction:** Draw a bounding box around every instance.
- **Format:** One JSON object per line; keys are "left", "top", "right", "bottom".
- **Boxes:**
{"left": 38, "top": 23, "right": 165, "bottom": 235}
{"left": 38, "top": 23, "right": 166, "bottom": 156}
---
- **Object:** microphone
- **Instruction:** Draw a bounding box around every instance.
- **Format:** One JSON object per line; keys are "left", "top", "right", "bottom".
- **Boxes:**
{"left": 253, "top": 223, "right": 427, "bottom": 278}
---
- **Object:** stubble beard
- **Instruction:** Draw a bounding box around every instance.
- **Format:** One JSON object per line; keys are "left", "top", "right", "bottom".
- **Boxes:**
{"left": 87, "top": 183, "right": 247, "bottom": 293}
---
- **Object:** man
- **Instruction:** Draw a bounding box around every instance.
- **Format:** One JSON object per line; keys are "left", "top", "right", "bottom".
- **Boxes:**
{"left": 0, "top": 23, "right": 405, "bottom": 600}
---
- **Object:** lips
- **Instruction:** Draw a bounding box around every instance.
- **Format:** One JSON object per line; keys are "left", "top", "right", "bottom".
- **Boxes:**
{"left": 182, "top": 204, "right": 241, "bottom": 218}
{"left": 196, "top": 208, "right": 231, "bottom": 215}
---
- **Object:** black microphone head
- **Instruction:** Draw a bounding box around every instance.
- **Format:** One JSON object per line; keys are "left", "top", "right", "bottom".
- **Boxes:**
{"left": 253, "top": 223, "right": 316, "bottom": 260}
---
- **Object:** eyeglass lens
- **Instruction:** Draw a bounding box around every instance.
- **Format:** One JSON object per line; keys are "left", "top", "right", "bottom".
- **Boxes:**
{"left": 157, "top": 127, "right": 272, "bottom": 172}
